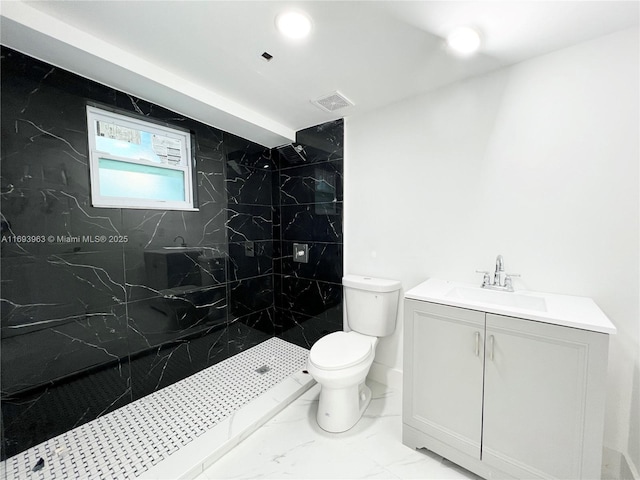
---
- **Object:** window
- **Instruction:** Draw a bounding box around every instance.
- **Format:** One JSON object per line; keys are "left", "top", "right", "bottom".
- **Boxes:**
{"left": 86, "top": 105, "right": 197, "bottom": 210}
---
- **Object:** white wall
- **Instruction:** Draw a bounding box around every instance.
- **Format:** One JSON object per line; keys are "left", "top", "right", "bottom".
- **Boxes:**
{"left": 345, "top": 28, "right": 639, "bottom": 463}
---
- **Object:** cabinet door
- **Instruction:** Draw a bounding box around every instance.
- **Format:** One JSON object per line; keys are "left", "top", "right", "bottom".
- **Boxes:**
{"left": 483, "top": 314, "right": 608, "bottom": 479}
{"left": 403, "top": 300, "right": 485, "bottom": 459}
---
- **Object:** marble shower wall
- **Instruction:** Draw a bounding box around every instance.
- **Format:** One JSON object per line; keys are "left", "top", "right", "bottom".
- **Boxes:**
{"left": 0, "top": 46, "right": 344, "bottom": 460}
{"left": 0, "top": 47, "right": 274, "bottom": 459}
{"left": 274, "top": 120, "right": 344, "bottom": 348}
{"left": 224, "top": 134, "right": 277, "bottom": 339}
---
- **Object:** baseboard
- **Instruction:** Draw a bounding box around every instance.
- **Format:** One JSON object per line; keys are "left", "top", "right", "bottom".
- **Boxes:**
{"left": 367, "top": 361, "right": 402, "bottom": 390}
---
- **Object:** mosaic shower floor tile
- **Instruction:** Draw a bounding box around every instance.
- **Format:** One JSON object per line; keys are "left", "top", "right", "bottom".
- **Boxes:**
{"left": 1, "top": 338, "right": 313, "bottom": 480}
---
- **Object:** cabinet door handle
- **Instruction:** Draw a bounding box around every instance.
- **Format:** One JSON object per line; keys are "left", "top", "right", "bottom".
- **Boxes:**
{"left": 475, "top": 331, "right": 480, "bottom": 356}
{"left": 489, "top": 335, "right": 495, "bottom": 361}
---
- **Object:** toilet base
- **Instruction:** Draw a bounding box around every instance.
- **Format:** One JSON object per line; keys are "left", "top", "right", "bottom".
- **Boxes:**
{"left": 316, "top": 381, "right": 372, "bottom": 433}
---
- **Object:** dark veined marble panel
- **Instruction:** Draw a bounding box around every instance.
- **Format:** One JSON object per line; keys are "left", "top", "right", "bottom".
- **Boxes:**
{"left": 1, "top": 303, "right": 129, "bottom": 397}
{"left": 297, "top": 119, "right": 344, "bottom": 162}
{"left": 1, "top": 252, "right": 126, "bottom": 332}
{"left": 281, "top": 203, "right": 343, "bottom": 243}
{"left": 228, "top": 275, "right": 274, "bottom": 320}
{"left": 279, "top": 160, "right": 343, "bottom": 206}
{"left": 277, "top": 119, "right": 344, "bottom": 168}
{"left": 274, "top": 305, "right": 343, "bottom": 349}
{"left": 279, "top": 276, "right": 342, "bottom": 320}
{"left": 128, "top": 322, "right": 232, "bottom": 402}
{"left": 226, "top": 162, "right": 273, "bottom": 206}
{"left": 228, "top": 240, "right": 273, "bottom": 282}
{"left": 121, "top": 206, "right": 228, "bottom": 302}
{"left": 126, "top": 285, "right": 228, "bottom": 354}
{"left": 229, "top": 308, "right": 276, "bottom": 349}
{"left": 280, "top": 241, "right": 343, "bottom": 284}
{"left": 1, "top": 45, "right": 343, "bottom": 461}
{"left": 226, "top": 204, "right": 272, "bottom": 243}
{"left": 273, "top": 119, "right": 344, "bottom": 351}
{"left": 225, "top": 134, "right": 277, "bottom": 170}
{"left": 0, "top": 46, "right": 276, "bottom": 460}
{"left": 1, "top": 359, "right": 133, "bottom": 460}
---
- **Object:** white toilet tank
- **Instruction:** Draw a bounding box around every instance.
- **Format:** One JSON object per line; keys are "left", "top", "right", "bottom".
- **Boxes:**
{"left": 343, "top": 275, "right": 401, "bottom": 337}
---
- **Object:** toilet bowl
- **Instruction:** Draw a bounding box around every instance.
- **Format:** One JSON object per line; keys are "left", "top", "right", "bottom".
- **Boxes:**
{"left": 308, "top": 331, "right": 377, "bottom": 432}
{"left": 307, "top": 275, "right": 401, "bottom": 433}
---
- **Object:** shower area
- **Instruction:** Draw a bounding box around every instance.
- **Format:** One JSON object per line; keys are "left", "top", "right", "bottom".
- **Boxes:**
{"left": 0, "top": 46, "right": 343, "bottom": 474}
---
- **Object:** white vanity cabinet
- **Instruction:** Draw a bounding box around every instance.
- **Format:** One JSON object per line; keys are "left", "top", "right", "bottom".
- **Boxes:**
{"left": 403, "top": 298, "right": 611, "bottom": 480}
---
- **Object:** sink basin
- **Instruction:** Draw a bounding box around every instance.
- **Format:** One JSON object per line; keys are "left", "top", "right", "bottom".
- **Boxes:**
{"left": 446, "top": 286, "right": 547, "bottom": 312}
{"left": 161, "top": 246, "right": 201, "bottom": 251}
{"left": 404, "top": 278, "right": 617, "bottom": 334}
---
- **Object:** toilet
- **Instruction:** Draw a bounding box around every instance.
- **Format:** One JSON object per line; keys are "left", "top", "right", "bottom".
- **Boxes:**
{"left": 307, "top": 274, "right": 401, "bottom": 433}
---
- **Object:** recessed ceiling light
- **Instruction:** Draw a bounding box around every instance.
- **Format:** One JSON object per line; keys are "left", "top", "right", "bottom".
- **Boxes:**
{"left": 446, "top": 26, "right": 481, "bottom": 55}
{"left": 275, "top": 11, "right": 312, "bottom": 39}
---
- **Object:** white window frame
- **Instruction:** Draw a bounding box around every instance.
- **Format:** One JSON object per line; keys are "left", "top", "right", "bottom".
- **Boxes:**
{"left": 86, "top": 105, "right": 197, "bottom": 211}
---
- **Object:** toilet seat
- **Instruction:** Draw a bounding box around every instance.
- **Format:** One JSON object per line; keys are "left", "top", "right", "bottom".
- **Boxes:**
{"left": 309, "top": 332, "right": 373, "bottom": 371}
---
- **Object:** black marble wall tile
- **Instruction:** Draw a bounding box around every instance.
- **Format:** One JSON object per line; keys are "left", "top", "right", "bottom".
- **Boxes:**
{"left": 1, "top": 360, "right": 133, "bottom": 459}
{"left": 1, "top": 45, "right": 343, "bottom": 461}
{"left": 1, "top": 304, "right": 129, "bottom": 396}
{"left": 226, "top": 205, "right": 272, "bottom": 243}
{"left": 1, "top": 253, "right": 126, "bottom": 330}
{"left": 228, "top": 240, "right": 273, "bottom": 281}
{"left": 226, "top": 163, "right": 272, "bottom": 206}
{"left": 126, "top": 285, "right": 227, "bottom": 356}
{"left": 280, "top": 276, "right": 342, "bottom": 319}
{"left": 295, "top": 120, "right": 344, "bottom": 164}
{"left": 225, "top": 134, "right": 277, "bottom": 169}
{"left": 279, "top": 160, "right": 343, "bottom": 206}
{"left": 0, "top": 46, "right": 275, "bottom": 460}
{"left": 273, "top": 119, "right": 344, "bottom": 350}
{"left": 280, "top": 241, "right": 342, "bottom": 284}
{"left": 121, "top": 206, "right": 227, "bottom": 301}
{"left": 228, "top": 276, "right": 273, "bottom": 319}
{"left": 224, "top": 131, "right": 275, "bottom": 329}
{"left": 273, "top": 273, "right": 283, "bottom": 310}
{"left": 277, "top": 120, "right": 344, "bottom": 169}
{"left": 128, "top": 324, "right": 230, "bottom": 402}
{"left": 196, "top": 157, "right": 226, "bottom": 207}
{"left": 231, "top": 307, "right": 276, "bottom": 342}
{"left": 281, "top": 203, "right": 343, "bottom": 243}
{"left": 272, "top": 239, "right": 283, "bottom": 277}
{"left": 272, "top": 203, "right": 281, "bottom": 244}
{"left": 275, "top": 305, "right": 343, "bottom": 349}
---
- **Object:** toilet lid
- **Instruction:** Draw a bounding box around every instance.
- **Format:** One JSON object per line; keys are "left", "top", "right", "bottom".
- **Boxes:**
{"left": 309, "top": 332, "right": 373, "bottom": 371}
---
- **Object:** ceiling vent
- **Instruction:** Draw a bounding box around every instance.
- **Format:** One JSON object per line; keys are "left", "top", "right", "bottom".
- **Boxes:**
{"left": 311, "top": 91, "right": 354, "bottom": 112}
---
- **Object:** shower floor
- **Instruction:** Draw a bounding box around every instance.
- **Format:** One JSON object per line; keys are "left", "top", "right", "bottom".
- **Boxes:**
{"left": 1, "top": 337, "right": 314, "bottom": 480}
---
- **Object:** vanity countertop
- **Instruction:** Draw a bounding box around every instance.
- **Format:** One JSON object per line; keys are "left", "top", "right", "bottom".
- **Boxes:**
{"left": 405, "top": 278, "right": 617, "bottom": 335}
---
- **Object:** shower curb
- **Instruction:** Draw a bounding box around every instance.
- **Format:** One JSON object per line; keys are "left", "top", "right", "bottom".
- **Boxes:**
{"left": 141, "top": 368, "right": 314, "bottom": 479}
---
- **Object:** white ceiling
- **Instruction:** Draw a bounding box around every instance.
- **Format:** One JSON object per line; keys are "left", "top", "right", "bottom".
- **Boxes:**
{"left": 1, "top": 1, "right": 638, "bottom": 147}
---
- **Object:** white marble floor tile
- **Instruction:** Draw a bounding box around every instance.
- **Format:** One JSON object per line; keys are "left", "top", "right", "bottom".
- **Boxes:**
{"left": 197, "top": 381, "right": 481, "bottom": 480}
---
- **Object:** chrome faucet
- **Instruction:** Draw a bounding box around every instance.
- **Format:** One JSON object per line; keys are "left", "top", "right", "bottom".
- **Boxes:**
{"left": 494, "top": 254, "right": 505, "bottom": 286}
{"left": 174, "top": 235, "right": 187, "bottom": 247}
{"left": 477, "top": 255, "right": 518, "bottom": 292}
